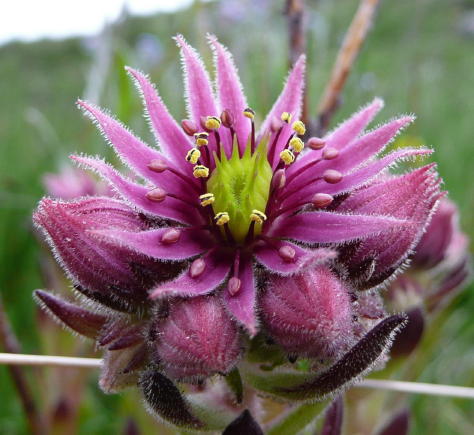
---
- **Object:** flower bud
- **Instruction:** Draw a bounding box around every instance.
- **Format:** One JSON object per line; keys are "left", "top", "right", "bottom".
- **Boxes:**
{"left": 389, "top": 306, "right": 425, "bottom": 357}
{"left": 33, "top": 197, "right": 178, "bottom": 301}
{"left": 154, "top": 296, "right": 241, "bottom": 381}
{"left": 335, "top": 167, "right": 441, "bottom": 288}
{"left": 261, "top": 265, "right": 354, "bottom": 359}
{"left": 412, "top": 199, "right": 459, "bottom": 269}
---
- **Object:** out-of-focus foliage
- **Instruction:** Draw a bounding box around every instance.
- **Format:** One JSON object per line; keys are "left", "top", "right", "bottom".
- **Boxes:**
{"left": 0, "top": 0, "right": 472, "bottom": 433}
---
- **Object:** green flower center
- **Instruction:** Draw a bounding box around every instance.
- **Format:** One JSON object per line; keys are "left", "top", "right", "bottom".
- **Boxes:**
{"left": 207, "top": 140, "right": 272, "bottom": 243}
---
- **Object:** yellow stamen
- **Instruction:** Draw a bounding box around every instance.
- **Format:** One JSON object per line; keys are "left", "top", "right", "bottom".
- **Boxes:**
{"left": 243, "top": 107, "right": 255, "bottom": 119}
{"left": 289, "top": 137, "right": 304, "bottom": 153}
{"left": 185, "top": 148, "right": 201, "bottom": 164}
{"left": 280, "top": 149, "right": 295, "bottom": 165}
{"left": 193, "top": 165, "right": 209, "bottom": 178}
{"left": 250, "top": 210, "right": 267, "bottom": 225}
{"left": 194, "top": 132, "right": 209, "bottom": 147}
{"left": 281, "top": 112, "right": 292, "bottom": 123}
{"left": 204, "top": 116, "right": 221, "bottom": 130}
{"left": 214, "top": 212, "right": 230, "bottom": 226}
{"left": 199, "top": 193, "right": 215, "bottom": 207}
{"left": 292, "top": 120, "right": 306, "bottom": 136}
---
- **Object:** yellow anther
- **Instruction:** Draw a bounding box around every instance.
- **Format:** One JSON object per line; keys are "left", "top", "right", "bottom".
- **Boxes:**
{"left": 280, "top": 149, "right": 295, "bottom": 165}
{"left": 193, "top": 165, "right": 209, "bottom": 178}
{"left": 194, "top": 132, "right": 209, "bottom": 147}
{"left": 243, "top": 107, "right": 255, "bottom": 119}
{"left": 281, "top": 112, "right": 292, "bottom": 123}
{"left": 185, "top": 148, "right": 201, "bottom": 164}
{"left": 250, "top": 210, "right": 267, "bottom": 225}
{"left": 204, "top": 116, "right": 221, "bottom": 130}
{"left": 292, "top": 120, "right": 306, "bottom": 136}
{"left": 214, "top": 212, "right": 230, "bottom": 226}
{"left": 289, "top": 137, "right": 304, "bottom": 153}
{"left": 199, "top": 193, "right": 215, "bottom": 207}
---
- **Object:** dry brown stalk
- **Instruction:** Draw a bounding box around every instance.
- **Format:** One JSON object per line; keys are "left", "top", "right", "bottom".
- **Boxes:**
{"left": 316, "top": 0, "right": 381, "bottom": 135}
{"left": 285, "top": 0, "right": 309, "bottom": 125}
{"left": 0, "top": 300, "right": 45, "bottom": 435}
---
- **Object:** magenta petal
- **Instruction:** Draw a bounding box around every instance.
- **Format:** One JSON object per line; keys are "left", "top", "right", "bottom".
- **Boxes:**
{"left": 284, "top": 117, "right": 414, "bottom": 198}
{"left": 209, "top": 35, "right": 250, "bottom": 156}
{"left": 223, "top": 255, "right": 258, "bottom": 336}
{"left": 271, "top": 211, "right": 410, "bottom": 244}
{"left": 257, "top": 55, "right": 306, "bottom": 168}
{"left": 325, "top": 98, "right": 384, "bottom": 149}
{"left": 324, "top": 148, "right": 432, "bottom": 196}
{"left": 254, "top": 241, "right": 335, "bottom": 275}
{"left": 321, "top": 116, "right": 414, "bottom": 175}
{"left": 258, "top": 55, "right": 306, "bottom": 139}
{"left": 286, "top": 98, "right": 384, "bottom": 177}
{"left": 126, "top": 67, "right": 193, "bottom": 172}
{"left": 175, "top": 35, "right": 218, "bottom": 127}
{"left": 283, "top": 148, "right": 431, "bottom": 210}
{"left": 73, "top": 155, "right": 201, "bottom": 225}
{"left": 149, "top": 251, "right": 231, "bottom": 299}
{"left": 77, "top": 100, "right": 196, "bottom": 196}
{"left": 92, "top": 228, "right": 212, "bottom": 260}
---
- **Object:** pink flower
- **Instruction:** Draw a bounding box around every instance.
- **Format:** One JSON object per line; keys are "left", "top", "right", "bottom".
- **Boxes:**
{"left": 33, "top": 35, "right": 443, "bottom": 427}
{"left": 39, "top": 35, "right": 436, "bottom": 335}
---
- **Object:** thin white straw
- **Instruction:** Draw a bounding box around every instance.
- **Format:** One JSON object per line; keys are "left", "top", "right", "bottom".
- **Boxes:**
{"left": 0, "top": 353, "right": 101, "bottom": 368}
{"left": 1, "top": 353, "right": 473, "bottom": 399}
{"left": 358, "top": 378, "right": 474, "bottom": 399}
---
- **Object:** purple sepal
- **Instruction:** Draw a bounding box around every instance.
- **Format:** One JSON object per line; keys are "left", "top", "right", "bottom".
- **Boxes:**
{"left": 273, "top": 314, "right": 407, "bottom": 400}
{"left": 376, "top": 408, "right": 410, "bottom": 435}
{"left": 139, "top": 368, "right": 205, "bottom": 429}
{"left": 34, "top": 289, "right": 107, "bottom": 339}
{"left": 222, "top": 410, "right": 263, "bottom": 435}
{"left": 99, "top": 343, "right": 147, "bottom": 393}
{"left": 321, "top": 395, "right": 344, "bottom": 435}
{"left": 390, "top": 307, "right": 425, "bottom": 357}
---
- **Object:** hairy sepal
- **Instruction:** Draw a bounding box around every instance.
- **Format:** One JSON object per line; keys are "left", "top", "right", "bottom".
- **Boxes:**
{"left": 241, "top": 314, "right": 406, "bottom": 402}
{"left": 139, "top": 368, "right": 207, "bottom": 430}
{"left": 34, "top": 290, "right": 107, "bottom": 339}
{"left": 222, "top": 410, "right": 264, "bottom": 435}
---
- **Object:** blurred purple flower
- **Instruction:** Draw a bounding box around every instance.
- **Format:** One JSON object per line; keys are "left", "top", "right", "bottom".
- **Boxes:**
{"left": 43, "top": 166, "right": 110, "bottom": 199}
{"left": 385, "top": 198, "right": 470, "bottom": 356}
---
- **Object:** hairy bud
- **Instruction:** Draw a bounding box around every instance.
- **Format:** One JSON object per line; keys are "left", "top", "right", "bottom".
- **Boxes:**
{"left": 261, "top": 265, "right": 354, "bottom": 359}
{"left": 154, "top": 296, "right": 241, "bottom": 381}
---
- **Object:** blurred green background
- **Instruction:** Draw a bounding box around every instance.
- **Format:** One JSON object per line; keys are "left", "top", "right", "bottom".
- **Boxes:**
{"left": 0, "top": 0, "right": 473, "bottom": 433}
